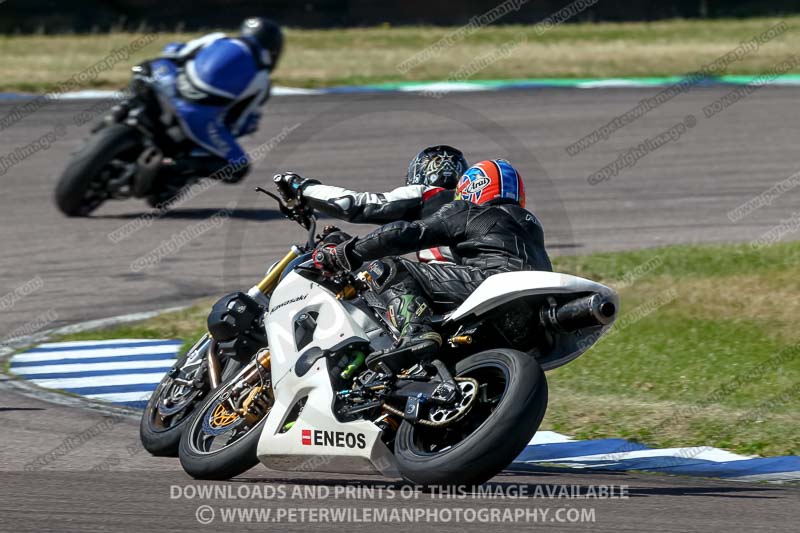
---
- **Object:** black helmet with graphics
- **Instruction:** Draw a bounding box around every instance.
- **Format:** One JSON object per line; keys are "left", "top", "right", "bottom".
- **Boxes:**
{"left": 406, "top": 145, "right": 468, "bottom": 188}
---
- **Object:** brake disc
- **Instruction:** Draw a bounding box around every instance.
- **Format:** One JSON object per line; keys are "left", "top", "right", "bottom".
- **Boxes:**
{"left": 157, "top": 387, "right": 202, "bottom": 417}
{"left": 157, "top": 366, "right": 204, "bottom": 417}
{"left": 201, "top": 399, "right": 246, "bottom": 436}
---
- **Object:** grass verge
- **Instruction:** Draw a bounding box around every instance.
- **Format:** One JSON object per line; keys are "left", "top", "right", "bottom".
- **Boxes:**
{"left": 53, "top": 241, "right": 800, "bottom": 456}
{"left": 2, "top": 17, "right": 800, "bottom": 92}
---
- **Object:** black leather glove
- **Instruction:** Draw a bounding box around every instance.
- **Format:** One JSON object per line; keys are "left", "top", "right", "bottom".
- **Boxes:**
{"left": 320, "top": 226, "right": 352, "bottom": 245}
{"left": 273, "top": 172, "right": 319, "bottom": 201}
{"left": 312, "top": 237, "right": 362, "bottom": 275}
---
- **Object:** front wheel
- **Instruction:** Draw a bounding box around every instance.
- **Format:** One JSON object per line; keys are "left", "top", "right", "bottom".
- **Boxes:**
{"left": 394, "top": 348, "right": 548, "bottom": 486}
{"left": 54, "top": 124, "right": 143, "bottom": 216}
{"left": 179, "top": 362, "right": 273, "bottom": 480}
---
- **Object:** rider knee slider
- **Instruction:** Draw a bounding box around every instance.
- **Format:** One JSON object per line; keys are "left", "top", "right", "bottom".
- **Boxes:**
{"left": 363, "top": 258, "right": 398, "bottom": 294}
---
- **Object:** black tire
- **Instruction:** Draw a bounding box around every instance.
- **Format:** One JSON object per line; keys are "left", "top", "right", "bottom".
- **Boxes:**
{"left": 140, "top": 346, "right": 243, "bottom": 457}
{"left": 178, "top": 375, "right": 271, "bottom": 480}
{"left": 54, "top": 124, "right": 142, "bottom": 216}
{"left": 394, "top": 348, "right": 548, "bottom": 486}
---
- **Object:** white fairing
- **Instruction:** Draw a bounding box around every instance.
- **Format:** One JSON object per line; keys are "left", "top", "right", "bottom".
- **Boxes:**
{"left": 257, "top": 270, "right": 399, "bottom": 476}
{"left": 256, "top": 268, "right": 617, "bottom": 476}
{"left": 446, "top": 271, "right": 619, "bottom": 371}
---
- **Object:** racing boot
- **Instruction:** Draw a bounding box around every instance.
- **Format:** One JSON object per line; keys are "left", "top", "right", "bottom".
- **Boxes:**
{"left": 366, "top": 293, "right": 442, "bottom": 374}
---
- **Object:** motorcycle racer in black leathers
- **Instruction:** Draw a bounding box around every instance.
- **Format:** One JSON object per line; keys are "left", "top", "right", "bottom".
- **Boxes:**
{"left": 312, "top": 159, "right": 552, "bottom": 373}
{"left": 277, "top": 145, "right": 468, "bottom": 262}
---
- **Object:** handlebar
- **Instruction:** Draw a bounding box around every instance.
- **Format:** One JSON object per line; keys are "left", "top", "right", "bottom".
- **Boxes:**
{"left": 272, "top": 173, "right": 295, "bottom": 203}
{"left": 255, "top": 182, "right": 317, "bottom": 250}
{"left": 256, "top": 176, "right": 361, "bottom": 289}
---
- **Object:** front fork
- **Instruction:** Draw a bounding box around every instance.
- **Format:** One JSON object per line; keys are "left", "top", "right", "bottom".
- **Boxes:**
{"left": 205, "top": 247, "right": 300, "bottom": 389}
{"left": 221, "top": 349, "right": 273, "bottom": 414}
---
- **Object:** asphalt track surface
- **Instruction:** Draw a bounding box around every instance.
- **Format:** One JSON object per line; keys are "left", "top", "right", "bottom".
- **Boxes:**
{"left": 1, "top": 88, "right": 799, "bottom": 531}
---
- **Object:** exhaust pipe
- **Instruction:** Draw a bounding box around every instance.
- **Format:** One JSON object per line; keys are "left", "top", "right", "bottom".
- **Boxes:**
{"left": 541, "top": 293, "right": 617, "bottom": 332}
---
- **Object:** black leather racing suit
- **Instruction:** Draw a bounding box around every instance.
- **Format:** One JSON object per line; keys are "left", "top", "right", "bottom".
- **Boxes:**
{"left": 351, "top": 198, "right": 552, "bottom": 312}
{"left": 302, "top": 182, "right": 456, "bottom": 262}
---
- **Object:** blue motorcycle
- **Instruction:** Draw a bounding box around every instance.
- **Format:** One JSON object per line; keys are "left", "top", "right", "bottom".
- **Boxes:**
{"left": 54, "top": 61, "right": 242, "bottom": 216}
{"left": 54, "top": 18, "right": 281, "bottom": 217}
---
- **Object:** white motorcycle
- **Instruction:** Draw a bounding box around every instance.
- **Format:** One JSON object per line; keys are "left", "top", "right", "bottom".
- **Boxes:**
{"left": 178, "top": 178, "right": 619, "bottom": 485}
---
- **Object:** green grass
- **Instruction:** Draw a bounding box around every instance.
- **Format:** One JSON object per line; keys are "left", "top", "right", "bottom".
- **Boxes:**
{"left": 53, "top": 241, "right": 800, "bottom": 456}
{"left": 57, "top": 302, "right": 212, "bottom": 354}
{"left": 2, "top": 17, "right": 800, "bottom": 92}
{"left": 547, "top": 242, "right": 800, "bottom": 457}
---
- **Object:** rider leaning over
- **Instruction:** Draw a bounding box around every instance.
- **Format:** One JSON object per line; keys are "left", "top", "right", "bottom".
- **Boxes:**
{"left": 305, "top": 159, "right": 552, "bottom": 373}
{"left": 278, "top": 145, "right": 468, "bottom": 263}
{"left": 147, "top": 17, "right": 282, "bottom": 200}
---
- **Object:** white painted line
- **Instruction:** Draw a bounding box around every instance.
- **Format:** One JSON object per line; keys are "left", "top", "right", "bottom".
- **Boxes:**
{"left": 272, "top": 87, "right": 322, "bottom": 95}
{"left": 36, "top": 339, "right": 173, "bottom": 348}
{"left": 11, "top": 345, "right": 181, "bottom": 363}
{"left": 49, "top": 87, "right": 321, "bottom": 99}
{"left": 0, "top": 306, "right": 189, "bottom": 418}
{"left": 29, "top": 372, "right": 167, "bottom": 390}
{"left": 51, "top": 90, "right": 121, "bottom": 99}
{"left": 20, "top": 79, "right": 800, "bottom": 103}
{"left": 12, "top": 359, "right": 176, "bottom": 376}
{"left": 528, "top": 446, "right": 752, "bottom": 464}
{"left": 84, "top": 391, "right": 154, "bottom": 403}
{"left": 575, "top": 79, "right": 652, "bottom": 88}
{"left": 398, "top": 82, "right": 487, "bottom": 92}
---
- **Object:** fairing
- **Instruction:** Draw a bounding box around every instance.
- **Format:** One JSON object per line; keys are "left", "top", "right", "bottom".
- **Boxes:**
{"left": 446, "top": 271, "right": 619, "bottom": 371}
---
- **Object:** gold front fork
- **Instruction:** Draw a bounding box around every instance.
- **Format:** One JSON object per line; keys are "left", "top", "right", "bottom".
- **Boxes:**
{"left": 240, "top": 349, "right": 272, "bottom": 385}
{"left": 256, "top": 247, "right": 300, "bottom": 295}
{"left": 208, "top": 247, "right": 298, "bottom": 388}
{"left": 246, "top": 246, "right": 301, "bottom": 376}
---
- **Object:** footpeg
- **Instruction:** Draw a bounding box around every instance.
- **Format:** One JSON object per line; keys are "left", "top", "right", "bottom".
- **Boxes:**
{"left": 357, "top": 370, "right": 379, "bottom": 386}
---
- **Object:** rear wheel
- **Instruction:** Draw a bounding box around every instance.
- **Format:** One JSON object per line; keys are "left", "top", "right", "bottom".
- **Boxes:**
{"left": 54, "top": 124, "right": 142, "bottom": 216}
{"left": 394, "top": 348, "right": 548, "bottom": 486}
